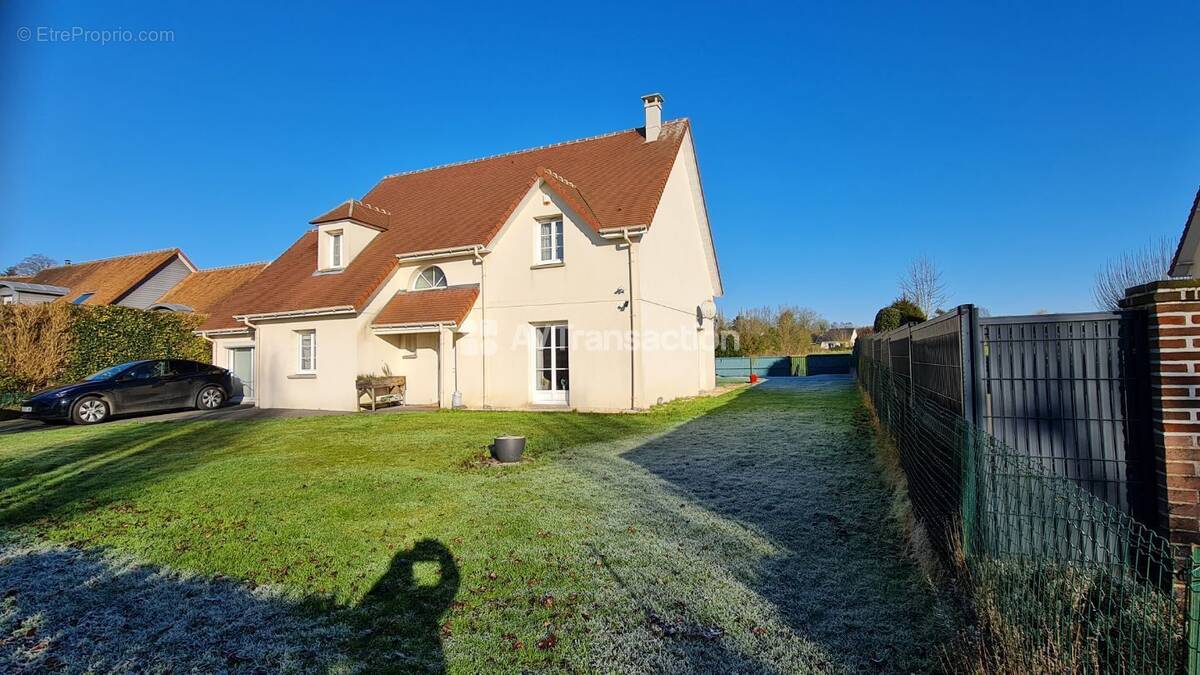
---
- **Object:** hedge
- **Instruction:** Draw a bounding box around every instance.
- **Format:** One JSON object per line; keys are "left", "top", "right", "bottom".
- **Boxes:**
{"left": 0, "top": 303, "right": 209, "bottom": 398}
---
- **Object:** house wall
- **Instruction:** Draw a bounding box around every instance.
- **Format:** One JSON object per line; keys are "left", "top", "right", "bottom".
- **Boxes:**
{"left": 468, "top": 184, "right": 636, "bottom": 410}
{"left": 117, "top": 256, "right": 193, "bottom": 308}
{"left": 635, "top": 131, "right": 718, "bottom": 404}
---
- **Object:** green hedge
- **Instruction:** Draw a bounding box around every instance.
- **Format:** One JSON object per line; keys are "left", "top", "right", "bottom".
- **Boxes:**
{"left": 0, "top": 304, "right": 210, "bottom": 401}
{"left": 65, "top": 306, "right": 210, "bottom": 381}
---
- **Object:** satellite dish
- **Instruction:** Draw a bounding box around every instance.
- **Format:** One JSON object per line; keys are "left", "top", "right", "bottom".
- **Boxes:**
{"left": 699, "top": 300, "right": 717, "bottom": 319}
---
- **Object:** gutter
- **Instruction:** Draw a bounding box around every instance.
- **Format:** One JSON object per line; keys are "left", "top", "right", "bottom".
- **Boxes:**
{"left": 598, "top": 225, "right": 648, "bottom": 240}
{"left": 233, "top": 305, "right": 356, "bottom": 322}
{"left": 371, "top": 321, "right": 455, "bottom": 334}
{"left": 396, "top": 245, "right": 489, "bottom": 263}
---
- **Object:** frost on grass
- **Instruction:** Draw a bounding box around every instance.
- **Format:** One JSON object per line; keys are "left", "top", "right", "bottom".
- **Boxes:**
{"left": 0, "top": 538, "right": 352, "bottom": 674}
{"left": 556, "top": 376, "right": 956, "bottom": 673}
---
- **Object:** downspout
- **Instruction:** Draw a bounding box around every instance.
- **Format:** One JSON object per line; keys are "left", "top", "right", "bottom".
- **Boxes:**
{"left": 474, "top": 245, "right": 487, "bottom": 409}
{"left": 623, "top": 229, "right": 636, "bottom": 410}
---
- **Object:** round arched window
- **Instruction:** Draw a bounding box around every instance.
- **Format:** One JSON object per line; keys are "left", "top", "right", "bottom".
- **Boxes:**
{"left": 414, "top": 266, "right": 448, "bottom": 290}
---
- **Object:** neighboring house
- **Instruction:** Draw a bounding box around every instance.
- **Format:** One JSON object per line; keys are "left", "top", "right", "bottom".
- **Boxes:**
{"left": 0, "top": 249, "right": 196, "bottom": 307}
{"left": 1169, "top": 187, "right": 1200, "bottom": 277}
{"left": 815, "top": 328, "right": 857, "bottom": 350}
{"left": 198, "top": 94, "right": 722, "bottom": 412}
{"left": 149, "top": 262, "right": 269, "bottom": 313}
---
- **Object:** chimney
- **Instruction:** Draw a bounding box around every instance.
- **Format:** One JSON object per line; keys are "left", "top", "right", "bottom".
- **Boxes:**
{"left": 641, "top": 93, "right": 664, "bottom": 143}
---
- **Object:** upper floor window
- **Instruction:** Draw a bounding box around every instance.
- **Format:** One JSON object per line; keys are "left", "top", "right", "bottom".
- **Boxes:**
{"left": 539, "top": 219, "right": 564, "bottom": 263}
{"left": 1, "top": 295, "right": 14, "bottom": 305}
{"left": 329, "top": 231, "right": 344, "bottom": 268}
{"left": 414, "top": 266, "right": 447, "bottom": 290}
{"left": 72, "top": 292, "right": 94, "bottom": 305}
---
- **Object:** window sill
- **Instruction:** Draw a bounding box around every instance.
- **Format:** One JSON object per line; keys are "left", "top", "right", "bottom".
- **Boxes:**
{"left": 288, "top": 373, "right": 317, "bottom": 379}
{"left": 530, "top": 261, "right": 564, "bottom": 270}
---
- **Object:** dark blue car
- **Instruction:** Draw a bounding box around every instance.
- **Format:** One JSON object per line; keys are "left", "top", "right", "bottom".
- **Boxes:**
{"left": 20, "top": 359, "right": 234, "bottom": 425}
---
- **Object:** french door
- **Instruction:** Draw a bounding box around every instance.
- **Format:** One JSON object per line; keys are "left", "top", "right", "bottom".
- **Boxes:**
{"left": 533, "top": 323, "right": 569, "bottom": 404}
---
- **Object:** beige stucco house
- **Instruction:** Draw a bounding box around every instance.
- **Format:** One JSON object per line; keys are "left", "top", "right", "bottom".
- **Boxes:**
{"left": 198, "top": 94, "right": 722, "bottom": 411}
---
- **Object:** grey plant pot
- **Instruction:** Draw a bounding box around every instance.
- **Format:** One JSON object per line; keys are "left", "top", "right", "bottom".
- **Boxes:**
{"left": 491, "top": 436, "right": 526, "bottom": 463}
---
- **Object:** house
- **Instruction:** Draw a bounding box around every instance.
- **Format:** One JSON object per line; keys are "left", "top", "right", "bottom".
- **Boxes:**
{"left": 0, "top": 249, "right": 196, "bottom": 307}
{"left": 1169, "top": 187, "right": 1200, "bottom": 277}
{"left": 149, "top": 262, "right": 269, "bottom": 313}
{"left": 815, "top": 327, "right": 857, "bottom": 350}
{"left": 197, "top": 94, "right": 722, "bottom": 411}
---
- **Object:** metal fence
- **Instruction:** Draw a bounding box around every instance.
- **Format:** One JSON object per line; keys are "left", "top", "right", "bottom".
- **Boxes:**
{"left": 858, "top": 355, "right": 1184, "bottom": 672}
{"left": 714, "top": 354, "right": 853, "bottom": 379}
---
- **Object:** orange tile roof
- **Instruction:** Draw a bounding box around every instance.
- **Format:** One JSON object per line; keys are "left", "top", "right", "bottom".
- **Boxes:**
{"left": 30, "top": 249, "right": 190, "bottom": 305}
{"left": 310, "top": 199, "right": 392, "bottom": 229}
{"left": 372, "top": 285, "right": 480, "bottom": 327}
{"left": 154, "top": 262, "right": 268, "bottom": 313}
{"left": 200, "top": 119, "right": 688, "bottom": 331}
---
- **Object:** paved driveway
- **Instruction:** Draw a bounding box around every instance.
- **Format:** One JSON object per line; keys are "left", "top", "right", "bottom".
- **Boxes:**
{"left": 0, "top": 402, "right": 433, "bottom": 435}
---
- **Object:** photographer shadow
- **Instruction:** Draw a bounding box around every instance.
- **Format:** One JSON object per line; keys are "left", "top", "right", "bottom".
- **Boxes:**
{"left": 354, "top": 539, "right": 461, "bottom": 673}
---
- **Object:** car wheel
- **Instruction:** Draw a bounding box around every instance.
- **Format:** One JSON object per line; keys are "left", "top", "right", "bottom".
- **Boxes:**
{"left": 197, "top": 386, "right": 225, "bottom": 410}
{"left": 72, "top": 397, "right": 109, "bottom": 425}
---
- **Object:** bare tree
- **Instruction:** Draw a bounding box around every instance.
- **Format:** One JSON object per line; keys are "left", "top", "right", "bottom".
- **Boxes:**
{"left": 1093, "top": 237, "right": 1174, "bottom": 311}
{"left": 898, "top": 255, "right": 948, "bottom": 317}
{"left": 3, "top": 254, "right": 58, "bottom": 276}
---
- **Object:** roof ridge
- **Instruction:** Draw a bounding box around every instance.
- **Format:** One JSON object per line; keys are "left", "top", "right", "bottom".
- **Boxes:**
{"left": 40, "top": 247, "right": 180, "bottom": 270}
{"left": 380, "top": 118, "right": 689, "bottom": 181}
{"left": 540, "top": 167, "right": 578, "bottom": 188}
{"left": 344, "top": 198, "right": 393, "bottom": 216}
{"left": 198, "top": 261, "right": 271, "bottom": 272}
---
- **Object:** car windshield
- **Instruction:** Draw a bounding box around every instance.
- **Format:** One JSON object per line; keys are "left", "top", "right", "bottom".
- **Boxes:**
{"left": 85, "top": 363, "right": 137, "bottom": 381}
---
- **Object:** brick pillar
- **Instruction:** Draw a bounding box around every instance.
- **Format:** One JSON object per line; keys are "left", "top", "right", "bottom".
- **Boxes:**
{"left": 1122, "top": 280, "right": 1200, "bottom": 547}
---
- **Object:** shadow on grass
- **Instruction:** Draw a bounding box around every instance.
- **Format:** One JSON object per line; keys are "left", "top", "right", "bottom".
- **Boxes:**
{"left": 0, "top": 421, "right": 251, "bottom": 527}
{"left": 0, "top": 537, "right": 460, "bottom": 673}
{"left": 611, "top": 376, "right": 952, "bottom": 673}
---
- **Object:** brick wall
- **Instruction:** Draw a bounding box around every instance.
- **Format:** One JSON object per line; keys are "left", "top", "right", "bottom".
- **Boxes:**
{"left": 1122, "top": 280, "right": 1200, "bottom": 547}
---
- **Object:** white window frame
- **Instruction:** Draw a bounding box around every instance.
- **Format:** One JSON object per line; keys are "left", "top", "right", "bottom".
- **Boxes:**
{"left": 537, "top": 218, "right": 564, "bottom": 264}
{"left": 328, "top": 231, "right": 344, "bottom": 269}
{"left": 531, "top": 322, "right": 569, "bottom": 405}
{"left": 1, "top": 295, "right": 13, "bottom": 305}
{"left": 413, "top": 266, "right": 448, "bottom": 290}
{"left": 296, "top": 330, "right": 316, "bottom": 374}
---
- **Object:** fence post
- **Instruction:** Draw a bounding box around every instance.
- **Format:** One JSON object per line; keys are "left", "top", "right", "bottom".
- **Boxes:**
{"left": 1190, "top": 545, "right": 1200, "bottom": 675}
{"left": 1120, "top": 281, "right": 1200, "bottom": 551}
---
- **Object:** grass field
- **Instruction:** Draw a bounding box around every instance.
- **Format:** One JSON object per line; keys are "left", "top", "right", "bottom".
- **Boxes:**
{"left": 0, "top": 378, "right": 952, "bottom": 673}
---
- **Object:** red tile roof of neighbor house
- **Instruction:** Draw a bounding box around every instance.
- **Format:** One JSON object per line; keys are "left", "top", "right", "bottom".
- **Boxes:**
{"left": 153, "top": 262, "right": 269, "bottom": 313}
{"left": 199, "top": 119, "right": 689, "bottom": 331}
{"left": 29, "top": 249, "right": 192, "bottom": 305}
{"left": 372, "top": 285, "right": 480, "bottom": 327}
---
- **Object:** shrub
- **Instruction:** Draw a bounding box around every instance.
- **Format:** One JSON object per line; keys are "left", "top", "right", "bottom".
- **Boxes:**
{"left": 874, "top": 307, "right": 902, "bottom": 332}
{"left": 0, "top": 304, "right": 209, "bottom": 397}
{"left": 873, "top": 298, "right": 928, "bottom": 333}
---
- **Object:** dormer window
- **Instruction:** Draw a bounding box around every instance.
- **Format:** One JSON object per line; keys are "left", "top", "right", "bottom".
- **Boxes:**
{"left": 414, "top": 266, "right": 447, "bottom": 290}
{"left": 328, "top": 231, "right": 344, "bottom": 269}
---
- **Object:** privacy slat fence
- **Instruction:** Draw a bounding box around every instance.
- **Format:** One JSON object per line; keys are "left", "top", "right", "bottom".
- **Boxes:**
{"left": 856, "top": 305, "right": 1187, "bottom": 672}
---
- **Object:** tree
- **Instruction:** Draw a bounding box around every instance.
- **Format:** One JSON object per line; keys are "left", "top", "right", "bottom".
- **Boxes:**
{"left": 1093, "top": 237, "right": 1174, "bottom": 311}
{"left": 3, "top": 254, "right": 57, "bottom": 277}
{"left": 718, "top": 305, "right": 829, "bottom": 356}
{"left": 898, "top": 255, "right": 948, "bottom": 317}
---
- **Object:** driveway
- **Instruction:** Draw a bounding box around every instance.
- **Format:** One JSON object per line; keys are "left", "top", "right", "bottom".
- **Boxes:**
{"left": 0, "top": 401, "right": 434, "bottom": 435}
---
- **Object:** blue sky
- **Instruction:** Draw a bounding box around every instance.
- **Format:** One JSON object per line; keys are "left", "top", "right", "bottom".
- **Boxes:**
{"left": 2, "top": 1, "right": 1197, "bottom": 325}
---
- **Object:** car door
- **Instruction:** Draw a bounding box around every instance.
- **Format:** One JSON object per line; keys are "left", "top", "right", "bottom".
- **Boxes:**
{"left": 112, "top": 361, "right": 167, "bottom": 412}
{"left": 169, "top": 360, "right": 204, "bottom": 405}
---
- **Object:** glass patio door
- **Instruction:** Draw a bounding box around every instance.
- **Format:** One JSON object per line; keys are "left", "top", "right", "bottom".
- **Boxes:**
{"left": 533, "top": 324, "right": 569, "bottom": 404}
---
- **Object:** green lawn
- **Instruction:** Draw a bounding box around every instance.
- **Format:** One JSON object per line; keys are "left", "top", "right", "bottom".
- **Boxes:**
{"left": 0, "top": 380, "right": 952, "bottom": 673}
